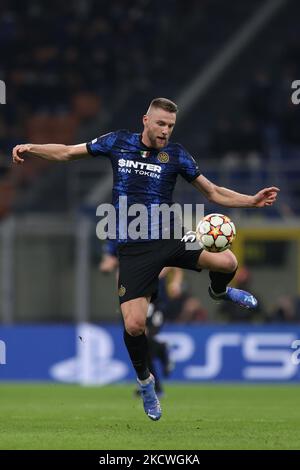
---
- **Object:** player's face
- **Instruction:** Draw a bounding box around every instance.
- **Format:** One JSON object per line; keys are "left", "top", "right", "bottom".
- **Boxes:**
{"left": 142, "top": 108, "right": 176, "bottom": 149}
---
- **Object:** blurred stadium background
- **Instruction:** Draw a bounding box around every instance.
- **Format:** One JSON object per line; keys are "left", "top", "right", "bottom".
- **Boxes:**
{"left": 1, "top": 0, "right": 300, "bottom": 450}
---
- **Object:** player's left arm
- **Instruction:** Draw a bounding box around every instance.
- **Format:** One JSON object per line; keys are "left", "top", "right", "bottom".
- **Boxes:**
{"left": 192, "top": 175, "right": 280, "bottom": 208}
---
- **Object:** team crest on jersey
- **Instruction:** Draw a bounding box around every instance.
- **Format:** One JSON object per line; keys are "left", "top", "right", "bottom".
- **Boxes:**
{"left": 140, "top": 151, "right": 150, "bottom": 158}
{"left": 157, "top": 152, "right": 169, "bottom": 163}
{"left": 118, "top": 285, "right": 126, "bottom": 297}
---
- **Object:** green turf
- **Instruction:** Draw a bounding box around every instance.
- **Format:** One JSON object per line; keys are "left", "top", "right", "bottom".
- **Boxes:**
{"left": 0, "top": 383, "right": 300, "bottom": 450}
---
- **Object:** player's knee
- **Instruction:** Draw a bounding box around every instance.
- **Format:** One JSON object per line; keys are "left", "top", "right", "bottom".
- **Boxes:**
{"left": 222, "top": 252, "right": 238, "bottom": 273}
{"left": 124, "top": 318, "right": 146, "bottom": 336}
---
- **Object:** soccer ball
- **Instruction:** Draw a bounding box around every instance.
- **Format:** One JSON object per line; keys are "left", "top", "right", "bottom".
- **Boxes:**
{"left": 196, "top": 213, "right": 236, "bottom": 252}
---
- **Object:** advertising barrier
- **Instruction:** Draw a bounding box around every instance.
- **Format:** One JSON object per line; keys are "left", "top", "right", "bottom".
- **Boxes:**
{"left": 1, "top": 324, "right": 300, "bottom": 383}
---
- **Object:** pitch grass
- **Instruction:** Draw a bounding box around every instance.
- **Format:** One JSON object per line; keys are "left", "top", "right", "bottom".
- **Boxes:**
{"left": 0, "top": 383, "right": 300, "bottom": 450}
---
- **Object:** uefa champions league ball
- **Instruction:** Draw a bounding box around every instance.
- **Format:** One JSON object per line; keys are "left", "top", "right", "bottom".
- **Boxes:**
{"left": 196, "top": 213, "right": 236, "bottom": 252}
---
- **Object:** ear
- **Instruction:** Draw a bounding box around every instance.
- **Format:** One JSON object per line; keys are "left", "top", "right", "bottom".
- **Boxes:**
{"left": 143, "top": 114, "right": 148, "bottom": 126}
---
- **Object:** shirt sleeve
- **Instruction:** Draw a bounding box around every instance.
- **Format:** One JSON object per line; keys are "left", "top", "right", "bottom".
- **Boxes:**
{"left": 178, "top": 146, "right": 201, "bottom": 182}
{"left": 86, "top": 131, "right": 119, "bottom": 157}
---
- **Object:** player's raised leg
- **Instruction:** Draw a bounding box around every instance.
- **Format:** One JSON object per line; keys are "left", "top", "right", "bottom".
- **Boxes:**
{"left": 121, "top": 297, "right": 162, "bottom": 421}
{"left": 197, "top": 250, "right": 258, "bottom": 309}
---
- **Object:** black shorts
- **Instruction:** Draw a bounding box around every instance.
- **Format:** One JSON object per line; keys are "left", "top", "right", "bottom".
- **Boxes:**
{"left": 117, "top": 238, "right": 203, "bottom": 305}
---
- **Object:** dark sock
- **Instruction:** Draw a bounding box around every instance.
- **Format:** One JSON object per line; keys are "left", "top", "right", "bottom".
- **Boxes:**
{"left": 209, "top": 269, "right": 237, "bottom": 294}
{"left": 123, "top": 329, "right": 150, "bottom": 380}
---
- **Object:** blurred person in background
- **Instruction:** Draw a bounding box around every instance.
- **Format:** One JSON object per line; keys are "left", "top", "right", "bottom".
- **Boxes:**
{"left": 266, "top": 294, "right": 300, "bottom": 323}
{"left": 160, "top": 266, "right": 208, "bottom": 324}
{"left": 99, "top": 238, "right": 119, "bottom": 274}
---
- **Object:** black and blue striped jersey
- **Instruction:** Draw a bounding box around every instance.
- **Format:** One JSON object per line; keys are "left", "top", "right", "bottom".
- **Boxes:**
{"left": 87, "top": 130, "right": 201, "bottom": 243}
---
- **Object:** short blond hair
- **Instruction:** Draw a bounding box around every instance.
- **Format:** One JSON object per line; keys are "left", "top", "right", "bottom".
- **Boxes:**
{"left": 148, "top": 97, "right": 178, "bottom": 114}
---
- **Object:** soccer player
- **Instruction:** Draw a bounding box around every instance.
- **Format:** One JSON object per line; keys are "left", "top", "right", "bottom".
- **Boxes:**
{"left": 12, "top": 97, "right": 279, "bottom": 421}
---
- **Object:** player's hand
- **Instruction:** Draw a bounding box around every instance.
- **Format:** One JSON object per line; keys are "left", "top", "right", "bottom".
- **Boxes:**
{"left": 253, "top": 187, "right": 280, "bottom": 207}
{"left": 99, "top": 255, "right": 118, "bottom": 273}
{"left": 12, "top": 144, "right": 31, "bottom": 164}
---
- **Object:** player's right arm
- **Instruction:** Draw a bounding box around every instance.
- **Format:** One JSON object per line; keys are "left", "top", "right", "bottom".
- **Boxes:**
{"left": 12, "top": 143, "right": 89, "bottom": 164}
{"left": 12, "top": 131, "right": 119, "bottom": 164}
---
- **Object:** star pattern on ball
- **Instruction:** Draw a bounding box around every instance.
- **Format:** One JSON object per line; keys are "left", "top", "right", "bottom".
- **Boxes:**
{"left": 208, "top": 226, "right": 223, "bottom": 240}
